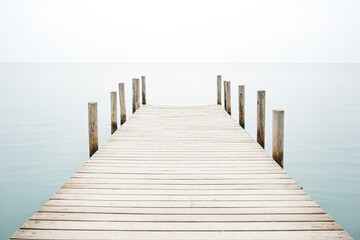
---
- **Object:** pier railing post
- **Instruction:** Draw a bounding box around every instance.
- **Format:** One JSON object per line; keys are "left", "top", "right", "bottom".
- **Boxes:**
{"left": 132, "top": 78, "right": 140, "bottom": 113}
{"left": 238, "top": 85, "right": 245, "bottom": 128}
{"left": 273, "top": 110, "right": 284, "bottom": 168}
{"left": 223, "top": 81, "right": 227, "bottom": 110}
{"left": 110, "top": 91, "right": 117, "bottom": 134}
{"left": 88, "top": 102, "right": 98, "bottom": 157}
{"left": 226, "top": 81, "right": 231, "bottom": 115}
{"left": 118, "top": 83, "right": 126, "bottom": 125}
{"left": 141, "top": 76, "right": 146, "bottom": 105}
{"left": 257, "top": 90, "right": 265, "bottom": 148}
{"left": 217, "top": 75, "right": 221, "bottom": 105}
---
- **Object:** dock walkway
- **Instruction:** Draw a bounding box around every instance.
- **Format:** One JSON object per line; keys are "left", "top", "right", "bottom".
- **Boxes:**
{"left": 11, "top": 105, "right": 352, "bottom": 239}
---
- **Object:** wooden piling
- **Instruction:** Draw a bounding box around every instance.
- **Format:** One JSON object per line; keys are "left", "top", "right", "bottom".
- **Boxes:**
{"left": 132, "top": 78, "right": 140, "bottom": 113}
{"left": 257, "top": 90, "right": 265, "bottom": 148}
{"left": 238, "top": 85, "right": 245, "bottom": 128}
{"left": 273, "top": 110, "right": 285, "bottom": 168}
{"left": 118, "top": 83, "right": 126, "bottom": 125}
{"left": 110, "top": 92, "right": 117, "bottom": 134}
{"left": 141, "top": 76, "right": 146, "bottom": 105}
{"left": 217, "top": 75, "right": 221, "bottom": 105}
{"left": 88, "top": 102, "right": 98, "bottom": 157}
{"left": 223, "top": 81, "right": 227, "bottom": 110}
{"left": 225, "top": 81, "right": 231, "bottom": 115}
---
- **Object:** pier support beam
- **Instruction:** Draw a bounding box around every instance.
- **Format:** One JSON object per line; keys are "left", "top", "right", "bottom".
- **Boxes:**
{"left": 273, "top": 110, "right": 285, "bottom": 168}
{"left": 88, "top": 102, "right": 98, "bottom": 157}
{"left": 225, "top": 81, "right": 231, "bottom": 115}
{"left": 141, "top": 76, "right": 146, "bottom": 105}
{"left": 257, "top": 90, "right": 265, "bottom": 148}
{"left": 238, "top": 85, "right": 245, "bottom": 128}
{"left": 132, "top": 78, "right": 140, "bottom": 113}
{"left": 110, "top": 91, "right": 117, "bottom": 134}
{"left": 118, "top": 83, "right": 126, "bottom": 125}
{"left": 217, "top": 75, "right": 221, "bottom": 105}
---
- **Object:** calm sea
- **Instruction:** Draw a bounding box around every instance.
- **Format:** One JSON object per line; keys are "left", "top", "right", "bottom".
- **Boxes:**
{"left": 0, "top": 63, "right": 359, "bottom": 239}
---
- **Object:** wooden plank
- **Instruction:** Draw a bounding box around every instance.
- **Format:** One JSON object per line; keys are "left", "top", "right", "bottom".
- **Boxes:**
{"left": 71, "top": 173, "right": 291, "bottom": 179}
{"left": 31, "top": 212, "right": 333, "bottom": 222}
{"left": 62, "top": 183, "right": 301, "bottom": 190}
{"left": 67, "top": 178, "right": 297, "bottom": 184}
{"left": 20, "top": 220, "right": 342, "bottom": 231}
{"left": 38, "top": 206, "right": 326, "bottom": 214}
{"left": 51, "top": 193, "right": 312, "bottom": 201}
{"left": 56, "top": 188, "right": 307, "bottom": 195}
{"left": 44, "top": 200, "right": 319, "bottom": 207}
{"left": 12, "top": 230, "right": 353, "bottom": 240}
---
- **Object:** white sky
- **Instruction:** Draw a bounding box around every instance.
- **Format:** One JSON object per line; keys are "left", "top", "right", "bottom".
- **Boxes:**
{"left": 0, "top": 0, "right": 359, "bottom": 63}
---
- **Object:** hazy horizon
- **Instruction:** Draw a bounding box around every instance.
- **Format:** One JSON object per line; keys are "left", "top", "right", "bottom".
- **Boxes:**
{"left": 1, "top": 0, "right": 360, "bottom": 63}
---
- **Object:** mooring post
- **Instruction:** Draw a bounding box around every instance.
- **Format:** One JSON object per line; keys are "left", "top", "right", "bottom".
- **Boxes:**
{"left": 223, "top": 81, "right": 227, "bottom": 110}
{"left": 217, "top": 75, "right": 221, "bottom": 105}
{"left": 136, "top": 78, "right": 140, "bottom": 110}
{"left": 238, "top": 85, "right": 245, "bottom": 128}
{"left": 225, "top": 81, "right": 231, "bottom": 115}
{"left": 132, "top": 78, "right": 140, "bottom": 113}
{"left": 257, "top": 90, "right": 265, "bottom": 148}
{"left": 273, "top": 110, "right": 284, "bottom": 168}
{"left": 110, "top": 91, "right": 117, "bottom": 134}
{"left": 141, "top": 76, "right": 146, "bottom": 105}
{"left": 118, "top": 83, "right": 126, "bottom": 125}
{"left": 88, "top": 102, "right": 98, "bottom": 157}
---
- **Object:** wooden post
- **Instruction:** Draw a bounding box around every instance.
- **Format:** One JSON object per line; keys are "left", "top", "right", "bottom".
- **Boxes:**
{"left": 238, "top": 85, "right": 245, "bottom": 128}
{"left": 217, "top": 75, "right": 221, "bottom": 105}
{"left": 273, "top": 110, "right": 284, "bottom": 168}
{"left": 88, "top": 102, "right": 98, "bottom": 157}
{"left": 110, "top": 91, "right": 117, "bottom": 134}
{"left": 257, "top": 90, "right": 265, "bottom": 148}
{"left": 223, "top": 81, "right": 227, "bottom": 110}
{"left": 141, "top": 76, "right": 146, "bottom": 105}
{"left": 118, "top": 83, "right": 126, "bottom": 125}
{"left": 132, "top": 78, "right": 140, "bottom": 113}
{"left": 225, "top": 81, "right": 231, "bottom": 115}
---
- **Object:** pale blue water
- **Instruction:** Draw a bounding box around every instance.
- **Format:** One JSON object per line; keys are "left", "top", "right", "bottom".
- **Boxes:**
{"left": 0, "top": 63, "right": 359, "bottom": 239}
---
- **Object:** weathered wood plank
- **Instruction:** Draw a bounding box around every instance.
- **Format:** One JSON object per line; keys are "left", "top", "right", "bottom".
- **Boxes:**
{"left": 43, "top": 199, "right": 319, "bottom": 207}
{"left": 50, "top": 193, "right": 312, "bottom": 201}
{"left": 21, "top": 220, "right": 341, "bottom": 231}
{"left": 12, "top": 230, "right": 353, "bottom": 240}
{"left": 31, "top": 212, "right": 333, "bottom": 222}
{"left": 38, "top": 206, "right": 326, "bottom": 214}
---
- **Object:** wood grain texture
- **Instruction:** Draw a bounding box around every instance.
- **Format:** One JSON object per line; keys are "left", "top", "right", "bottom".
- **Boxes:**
{"left": 87, "top": 102, "right": 98, "bottom": 157}
{"left": 225, "top": 81, "right": 231, "bottom": 115}
{"left": 273, "top": 109, "right": 285, "bottom": 168}
{"left": 132, "top": 78, "right": 140, "bottom": 113}
{"left": 118, "top": 83, "right": 126, "bottom": 125}
{"left": 238, "top": 85, "right": 245, "bottom": 128}
{"left": 257, "top": 90, "right": 265, "bottom": 148}
{"left": 11, "top": 105, "right": 352, "bottom": 240}
{"left": 141, "top": 76, "right": 146, "bottom": 105}
{"left": 223, "top": 80, "right": 227, "bottom": 110}
{"left": 110, "top": 92, "right": 117, "bottom": 134}
{"left": 217, "top": 75, "right": 221, "bottom": 105}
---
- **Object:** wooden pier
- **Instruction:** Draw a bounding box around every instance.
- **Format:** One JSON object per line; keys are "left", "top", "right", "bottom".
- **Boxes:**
{"left": 11, "top": 79, "right": 352, "bottom": 239}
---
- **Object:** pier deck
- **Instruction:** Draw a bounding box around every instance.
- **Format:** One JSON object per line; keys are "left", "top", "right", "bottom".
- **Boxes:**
{"left": 11, "top": 105, "right": 352, "bottom": 239}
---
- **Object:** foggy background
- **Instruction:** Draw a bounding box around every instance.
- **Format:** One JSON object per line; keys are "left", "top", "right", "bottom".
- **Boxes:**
{"left": 1, "top": 0, "right": 360, "bottom": 63}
